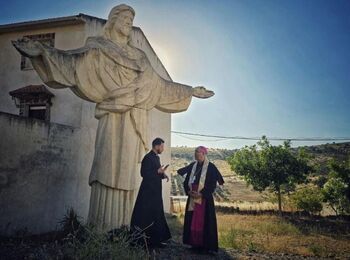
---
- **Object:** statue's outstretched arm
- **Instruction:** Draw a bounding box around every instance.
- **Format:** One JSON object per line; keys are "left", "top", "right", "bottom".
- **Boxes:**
{"left": 161, "top": 78, "right": 215, "bottom": 99}
{"left": 154, "top": 73, "right": 215, "bottom": 113}
{"left": 12, "top": 37, "right": 81, "bottom": 89}
{"left": 12, "top": 37, "right": 97, "bottom": 102}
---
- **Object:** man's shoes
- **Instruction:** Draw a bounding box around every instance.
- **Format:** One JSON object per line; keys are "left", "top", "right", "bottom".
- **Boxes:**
{"left": 151, "top": 242, "right": 168, "bottom": 249}
{"left": 187, "top": 246, "right": 201, "bottom": 252}
{"left": 157, "top": 242, "right": 168, "bottom": 248}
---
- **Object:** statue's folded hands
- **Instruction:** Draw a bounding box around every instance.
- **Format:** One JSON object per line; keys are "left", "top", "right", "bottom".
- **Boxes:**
{"left": 102, "top": 86, "right": 139, "bottom": 101}
{"left": 96, "top": 101, "right": 133, "bottom": 113}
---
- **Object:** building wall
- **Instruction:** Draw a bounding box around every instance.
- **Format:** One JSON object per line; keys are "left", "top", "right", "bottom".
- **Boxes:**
{"left": 0, "top": 23, "right": 89, "bottom": 127}
{"left": 0, "top": 17, "right": 172, "bottom": 235}
{"left": 0, "top": 112, "right": 85, "bottom": 234}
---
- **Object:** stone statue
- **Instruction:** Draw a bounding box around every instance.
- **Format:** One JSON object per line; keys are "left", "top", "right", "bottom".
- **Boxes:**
{"left": 12, "top": 4, "right": 214, "bottom": 231}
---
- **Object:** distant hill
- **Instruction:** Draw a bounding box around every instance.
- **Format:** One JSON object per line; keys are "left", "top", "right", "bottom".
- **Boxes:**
{"left": 170, "top": 146, "right": 261, "bottom": 202}
{"left": 298, "top": 142, "right": 350, "bottom": 158}
{"left": 171, "top": 147, "right": 236, "bottom": 162}
{"left": 295, "top": 142, "right": 350, "bottom": 176}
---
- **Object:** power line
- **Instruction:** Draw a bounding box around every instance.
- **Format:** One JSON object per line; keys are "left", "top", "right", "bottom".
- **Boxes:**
{"left": 175, "top": 133, "right": 229, "bottom": 142}
{"left": 171, "top": 130, "right": 350, "bottom": 142}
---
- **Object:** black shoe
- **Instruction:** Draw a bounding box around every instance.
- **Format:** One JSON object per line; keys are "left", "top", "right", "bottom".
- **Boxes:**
{"left": 188, "top": 246, "right": 201, "bottom": 252}
{"left": 158, "top": 242, "right": 168, "bottom": 248}
{"left": 205, "top": 250, "right": 217, "bottom": 255}
{"left": 152, "top": 242, "right": 167, "bottom": 249}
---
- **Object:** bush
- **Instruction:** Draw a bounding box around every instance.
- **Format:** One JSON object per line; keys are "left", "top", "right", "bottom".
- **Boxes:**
{"left": 290, "top": 186, "right": 323, "bottom": 215}
{"left": 59, "top": 207, "right": 83, "bottom": 236}
{"left": 322, "top": 177, "right": 350, "bottom": 215}
{"left": 65, "top": 225, "right": 147, "bottom": 260}
{"left": 58, "top": 208, "right": 148, "bottom": 259}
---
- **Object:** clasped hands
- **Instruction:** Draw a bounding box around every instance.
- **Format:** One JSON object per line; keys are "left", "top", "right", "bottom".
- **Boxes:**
{"left": 189, "top": 190, "right": 202, "bottom": 199}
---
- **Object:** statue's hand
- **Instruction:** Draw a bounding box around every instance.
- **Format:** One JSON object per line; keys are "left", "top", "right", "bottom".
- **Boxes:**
{"left": 193, "top": 86, "right": 215, "bottom": 99}
{"left": 12, "top": 37, "right": 43, "bottom": 58}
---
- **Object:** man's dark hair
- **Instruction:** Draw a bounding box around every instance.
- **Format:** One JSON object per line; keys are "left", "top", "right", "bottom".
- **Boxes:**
{"left": 152, "top": 137, "right": 164, "bottom": 147}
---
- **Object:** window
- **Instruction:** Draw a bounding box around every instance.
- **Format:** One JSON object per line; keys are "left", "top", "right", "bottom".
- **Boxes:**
{"left": 28, "top": 105, "right": 47, "bottom": 120}
{"left": 20, "top": 33, "right": 55, "bottom": 70}
{"left": 9, "top": 85, "right": 54, "bottom": 121}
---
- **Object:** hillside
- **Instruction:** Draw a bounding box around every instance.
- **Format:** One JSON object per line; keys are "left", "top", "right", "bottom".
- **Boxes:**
{"left": 169, "top": 142, "right": 350, "bottom": 205}
{"left": 296, "top": 142, "right": 350, "bottom": 176}
{"left": 169, "top": 147, "right": 265, "bottom": 203}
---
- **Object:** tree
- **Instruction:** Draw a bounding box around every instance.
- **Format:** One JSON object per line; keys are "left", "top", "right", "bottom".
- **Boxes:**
{"left": 320, "top": 157, "right": 350, "bottom": 215}
{"left": 290, "top": 186, "right": 323, "bottom": 215}
{"left": 322, "top": 177, "right": 350, "bottom": 215}
{"left": 227, "top": 136, "right": 311, "bottom": 215}
{"left": 329, "top": 158, "right": 350, "bottom": 201}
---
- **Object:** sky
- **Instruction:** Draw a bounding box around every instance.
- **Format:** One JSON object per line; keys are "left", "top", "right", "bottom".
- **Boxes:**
{"left": 1, "top": 0, "right": 349, "bottom": 149}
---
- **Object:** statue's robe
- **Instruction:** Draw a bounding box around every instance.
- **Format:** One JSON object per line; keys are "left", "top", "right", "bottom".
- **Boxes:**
{"left": 29, "top": 36, "right": 194, "bottom": 230}
{"left": 130, "top": 150, "right": 171, "bottom": 247}
{"left": 177, "top": 162, "right": 224, "bottom": 252}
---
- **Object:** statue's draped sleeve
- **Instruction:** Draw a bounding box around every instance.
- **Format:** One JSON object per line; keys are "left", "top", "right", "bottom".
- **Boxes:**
{"left": 29, "top": 37, "right": 144, "bottom": 104}
{"left": 155, "top": 78, "right": 194, "bottom": 113}
{"left": 30, "top": 45, "right": 96, "bottom": 102}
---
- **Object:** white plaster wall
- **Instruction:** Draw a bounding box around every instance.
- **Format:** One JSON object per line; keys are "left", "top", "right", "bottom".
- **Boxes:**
{"left": 0, "top": 112, "right": 82, "bottom": 234}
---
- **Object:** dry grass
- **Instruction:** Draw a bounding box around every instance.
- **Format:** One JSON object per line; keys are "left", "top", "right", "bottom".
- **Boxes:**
{"left": 216, "top": 201, "right": 278, "bottom": 211}
{"left": 171, "top": 201, "right": 278, "bottom": 214}
{"left": 168, "top": 213, "right": 350, "bottom": 258}
{"left": 217, "top": 214, "right": 350, "bottom": 257}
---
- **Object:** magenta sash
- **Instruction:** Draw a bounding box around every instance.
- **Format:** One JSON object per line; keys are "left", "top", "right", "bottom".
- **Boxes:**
{"left": 189, "top": 184, "right": 206, "bottom": 246}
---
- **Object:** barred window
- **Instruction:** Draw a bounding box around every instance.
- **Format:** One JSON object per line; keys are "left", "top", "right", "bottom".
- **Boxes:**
{"left": 9, "top": 85, "right": 54, "bottom": 121}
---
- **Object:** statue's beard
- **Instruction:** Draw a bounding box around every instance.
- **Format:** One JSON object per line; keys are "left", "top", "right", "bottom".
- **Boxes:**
{"left": 123, "top": 27, "right": 132, "bottom": 36}
{"left": 116, "top": 26, "right": 132, "bottom": 37}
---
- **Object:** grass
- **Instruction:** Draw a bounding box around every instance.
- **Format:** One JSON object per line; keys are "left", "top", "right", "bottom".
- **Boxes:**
{"left": 168, "top": 213, "right": 350, "bottom": 258}
{"left": 1, "top": 221, "right": 148, "bottom": 260}
{"left": 64, "top": 225, "right": 147, "bottom": 260}
{"left": 216, "top": 214, "right": 350, "bottom": 257}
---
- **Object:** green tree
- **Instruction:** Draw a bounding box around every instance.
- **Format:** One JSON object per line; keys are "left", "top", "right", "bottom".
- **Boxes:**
{"left": 290, "top": 186, "right": 323, "bottom": 215}
{"left": 322, "top": 177, "right": 350, "bottom": 215}
{"left": 329, "top": 158, "right": 350, "bottom": 201}
{"left": 320, "top": 157, "right": 350, "bottom": 215}
{"left": 227, "top": 136, "right": 311, "bottom": 215}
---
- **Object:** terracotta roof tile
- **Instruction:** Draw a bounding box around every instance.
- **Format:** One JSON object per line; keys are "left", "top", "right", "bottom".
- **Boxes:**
{"left": 9, "top": 84, "right": 54, "bottom": 98}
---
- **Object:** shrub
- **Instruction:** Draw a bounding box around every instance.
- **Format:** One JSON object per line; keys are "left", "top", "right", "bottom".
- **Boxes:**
{"left": 322, "top": 177, "right": 350, "bottom": 215}
{"left": 290, "top": 186, "right": 323, "bottom": 215}
{"left": 58, "top": 208, "right": 148, "bottom": 259}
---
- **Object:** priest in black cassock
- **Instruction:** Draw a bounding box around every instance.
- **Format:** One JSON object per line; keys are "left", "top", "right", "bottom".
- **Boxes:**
{"left": 177, "top": 146, "right": 224, "bottom": 253}
{"left": 130, "top": 138, "right": 171, "bottom": 248}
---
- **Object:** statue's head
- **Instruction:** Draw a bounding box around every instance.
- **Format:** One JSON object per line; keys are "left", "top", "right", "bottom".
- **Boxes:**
{"left": 103, "top": 4, "right": 135, "bottom": 41}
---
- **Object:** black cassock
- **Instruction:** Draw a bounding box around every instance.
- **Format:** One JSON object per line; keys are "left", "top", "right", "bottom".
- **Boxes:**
{"left": 130, "top": 150, "right": 171, "bottom": 247}
{"left": 177, "top": 161, "right": 224, "bottom": 252}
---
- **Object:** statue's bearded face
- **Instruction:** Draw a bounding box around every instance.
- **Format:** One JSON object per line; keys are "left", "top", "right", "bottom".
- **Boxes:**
{"left": 113, "top": 10, "right": 134, "bottom": 37}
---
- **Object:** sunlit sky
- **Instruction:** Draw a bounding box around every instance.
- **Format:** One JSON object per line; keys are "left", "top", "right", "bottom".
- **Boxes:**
{"left": 1, "top": 0, "right": 349, "bottom": 149}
